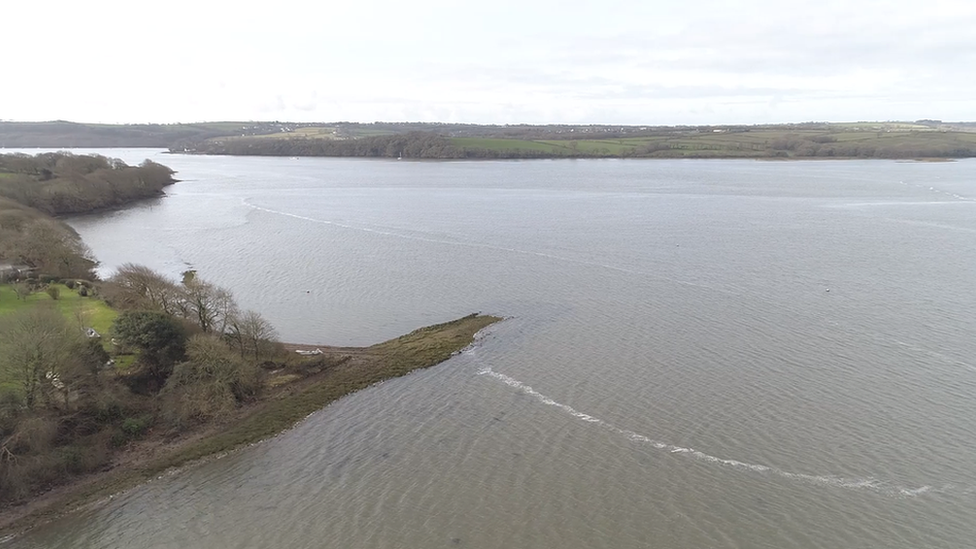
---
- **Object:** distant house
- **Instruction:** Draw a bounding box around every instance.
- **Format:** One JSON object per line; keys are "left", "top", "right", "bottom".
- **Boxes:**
{"left": 0, "top": 263, "right": 35, "bottom": 282}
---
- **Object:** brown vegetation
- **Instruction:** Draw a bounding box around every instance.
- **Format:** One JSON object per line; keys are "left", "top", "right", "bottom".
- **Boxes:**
{"left": 0, "top": 312, "right": 500, "bottom": 537}
{"left": 0, "top": 152, "right": 177, "bottom": 281}
{"left": 1, "top": 264, "right": 284, "bottom": 510}
{"left": 0, "top": 152, "right": 176, "bottom": 216}
{"left": 181, "top": 124, "right": 976, "bottom": 160}
{"left": 0, "top": 151, "right": 502, "bottom": 539}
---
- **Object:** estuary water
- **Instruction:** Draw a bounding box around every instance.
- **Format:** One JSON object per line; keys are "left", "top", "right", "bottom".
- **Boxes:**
{"left": 6, "top": 151, "right": 976, "bottom": 548}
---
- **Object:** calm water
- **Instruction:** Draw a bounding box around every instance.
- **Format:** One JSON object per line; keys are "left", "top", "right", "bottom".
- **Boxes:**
{"left": 6, "top": 151, "right": 976, "bottom": 548}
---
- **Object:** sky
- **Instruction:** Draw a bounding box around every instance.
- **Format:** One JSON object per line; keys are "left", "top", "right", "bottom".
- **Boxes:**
{"left": 2, "top": 0, "right": 974, "bottom": 125}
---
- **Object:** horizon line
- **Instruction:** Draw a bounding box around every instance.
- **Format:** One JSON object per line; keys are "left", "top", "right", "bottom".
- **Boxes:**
{"left": 0, "top": 118, "right": 970, "bottom": 127}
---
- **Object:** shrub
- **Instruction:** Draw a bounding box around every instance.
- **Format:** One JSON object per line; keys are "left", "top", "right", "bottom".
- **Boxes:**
{"left": 46, "top": 286, "right": 61, "bottom": 300}
{"left": 110, "top": 432, "right": 129, "bottom": 448}
{"left": 7, "top": 416, "right": 59, "bottom": 455}
{"left": 13, "top": 282, "right": 31, "bottom": 301}
{"left": 121, "top": 416, "right": 150, "bottom": 437}
{"left": 160, "top": 334, "right": 262, "bottom": 426}
{"left": 88, "top": 382, "right": 137, "bottom": 422}
{"left": 0, "top": 389, "right": 24, "bottom": 432}
{"left": 65, "top": 279, "right": 77, "bottom": 289}
{"left": 78, "top": 286, "right": 89, "bottom": 297}
{"left": 112, "top": 310, "right": 187, "bottom": 390}
{"left": 59, "top": 446, "right": 84, "bottom": 474}
{"left": 0, "top": 454, "right": 62, "bottom": 504}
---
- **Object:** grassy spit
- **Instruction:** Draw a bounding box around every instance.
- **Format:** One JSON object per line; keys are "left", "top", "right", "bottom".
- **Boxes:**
{"left": 0, "top": 313, "right": 502, "bottom": 538}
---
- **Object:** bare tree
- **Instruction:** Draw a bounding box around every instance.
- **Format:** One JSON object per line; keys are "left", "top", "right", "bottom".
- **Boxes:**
{"left": 227, "top": 310, "right": 279, "bottom": 361}
{"left": 161, "top": 334, "right": 261, "bottom": 425}
{"left": 0, "top": 308, "right": 87, "bottom": 409}
{"left": 107, "top": 263, "right": 181, "bottom": 313}
{"left": 13, "top": 218, "right": 97, "bottom": 279}
{"left": 177, "top": 278, "right": 238, "bottom": 334}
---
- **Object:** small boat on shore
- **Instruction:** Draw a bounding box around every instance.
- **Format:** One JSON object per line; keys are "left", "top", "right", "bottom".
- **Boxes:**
{"left": 295, "top": 348, "right": 323, "bottom": 356}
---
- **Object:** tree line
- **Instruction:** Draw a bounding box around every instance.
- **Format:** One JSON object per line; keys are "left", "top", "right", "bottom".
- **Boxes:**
{"left": 0, "top": 152, "right": 176, "bottom": 216}
{"left": 0, "top": 264, "right": 285, "bottom": 506}
{"left": 0, "top": 153, "right": 289, "bottom": 507}
{"left": 180, "top": 130, "right": 976, "bottom": 160}
{"left": 0, "top": 121, "right": 290, "bottom": 148}
{"left": 761, "top": 133, "right": 976, "bottom": 158}
{"left": 0, "top": 152, "right": 177, "bottom": 280}
{"left": 183, "top": 132, "right": 478, "bottom": 158}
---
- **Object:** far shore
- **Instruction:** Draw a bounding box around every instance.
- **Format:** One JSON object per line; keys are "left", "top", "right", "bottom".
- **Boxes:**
{"left": 0, "top": 314, "right": 501, "bottom": 539}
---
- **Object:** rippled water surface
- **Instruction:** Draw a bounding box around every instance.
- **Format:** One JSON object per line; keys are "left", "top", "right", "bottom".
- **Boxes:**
{"left": 7, "top": 151, "right": 976, "bottom": 548}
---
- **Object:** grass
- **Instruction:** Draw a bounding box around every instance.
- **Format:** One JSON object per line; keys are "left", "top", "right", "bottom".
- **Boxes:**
{"left": 0, "top": 313, "right": 502, "bottom": 536}
{"left": 158, "top": 314, "right": 500, "bottom": 466}
{"left": 0, "top": 284, "right": 118, "bottom": 391}
{"left": 221, "top": 126, "right": 339, "bottom": 140}
{"left": 831, "top": 122, "right": 934, "bottom": 130}
{"left": 184, "top": 121, "right": 976, "bottom": 159}
{"left": 451, "top": 137, "right": 571, "bottom": 154}
{"left": 451, "top": 128, "right": 976, "bottom": 158}
{"left": 0, "top": 284, "right": 116, "bottom": 337}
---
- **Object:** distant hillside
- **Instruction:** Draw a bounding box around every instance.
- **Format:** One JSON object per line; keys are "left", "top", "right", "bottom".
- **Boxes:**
{"left": 181, "top": 123, "right": 976, "bottom": 160}
{"left": 5, "top": 120, "right": 976, "bottom": 159}
{"left": 0, "top": 121, "right": 298, "bottom": 148}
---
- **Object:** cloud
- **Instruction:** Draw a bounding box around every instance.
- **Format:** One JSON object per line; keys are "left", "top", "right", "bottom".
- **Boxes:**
{"left": 1, "top": 0, "right": 974, "bottom": 124}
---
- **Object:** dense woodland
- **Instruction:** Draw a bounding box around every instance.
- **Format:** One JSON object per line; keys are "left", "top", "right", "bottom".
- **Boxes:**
{"left": 0, "top": 153, "right": 176, "bottom": 280}
{"left": 0, "top": 264, "right": 288, "bottom": 506}
{"left": 0, "top": 153, "right": 290, "bottom": 508}
{"left": 0, "top": 153, "right": 175, "bottom": 215}
{"left": 189, "top": 132, "right": 558, "bottom": 159}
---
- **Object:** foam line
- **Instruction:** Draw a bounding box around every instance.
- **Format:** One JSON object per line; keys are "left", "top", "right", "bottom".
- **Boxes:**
{"left": 891, "top": 340, "right": 976, "bottom": 374}
{"left": 247, "top": 199, "right": 974, "bottom": 381}
{"left": 242, "top": 200, "right": 717, "bottom": 292}
{"left": 477, "top": 366, "right": 937, "bottom": 497}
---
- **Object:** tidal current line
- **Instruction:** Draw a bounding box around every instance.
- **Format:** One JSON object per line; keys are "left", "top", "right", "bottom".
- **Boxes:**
{"left": 245, "top": 199, "right": 976, "bottom": 377}
{"left": 242, "top": 200, "right": 719, "bottom": 291}
{"left": 475, "top": 366, "right": 944, "bottom": 498}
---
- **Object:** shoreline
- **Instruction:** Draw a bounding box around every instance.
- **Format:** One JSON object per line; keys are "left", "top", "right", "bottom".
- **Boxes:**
{"left": 169, "top": 151, "right": 969, "bottom": 162}
{"left": 0, "top": 313, "right": 501, "bottom": 539}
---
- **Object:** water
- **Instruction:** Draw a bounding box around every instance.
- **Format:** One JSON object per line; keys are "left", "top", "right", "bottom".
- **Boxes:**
{"left": 6, "top": 151, "right": 976, "bottom": 548}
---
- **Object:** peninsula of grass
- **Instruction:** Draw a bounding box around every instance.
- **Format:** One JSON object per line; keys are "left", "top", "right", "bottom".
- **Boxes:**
{"left": 0, "top": 313, "right": 501, "bottom": 537}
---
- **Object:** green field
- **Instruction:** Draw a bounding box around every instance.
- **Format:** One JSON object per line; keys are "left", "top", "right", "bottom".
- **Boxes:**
{"left": 209, "top": 124, "right": 398, "bottom": 143}
{"left": 0, "top": 283, "right": 118, "bottom": 392}
{"left": 221, "top": 126, "right": 339, "bottom": 140}
{"left": 451, "top": 137, "right": 572, "bottom": 154}
{"left": 448, "top": 128, "right": 976, "bottom": 158}
{"left": 0, "top": 284, "right": 117, "bottom": 338}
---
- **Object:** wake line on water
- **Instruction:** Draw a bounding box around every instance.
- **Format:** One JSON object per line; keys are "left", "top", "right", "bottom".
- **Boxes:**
{"left": 241, "top": 200, "right": 717, "bottom": 292}
{"left": 245, "top": 199, "right": 975, "bottom": 379}
{"left": 476, "top": 366, "right": 939, "bottom": 498}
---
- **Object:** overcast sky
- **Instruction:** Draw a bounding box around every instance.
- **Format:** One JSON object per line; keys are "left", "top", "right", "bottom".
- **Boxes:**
{"left": 3, "top": 0, "right": 974, "bottom": 125}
